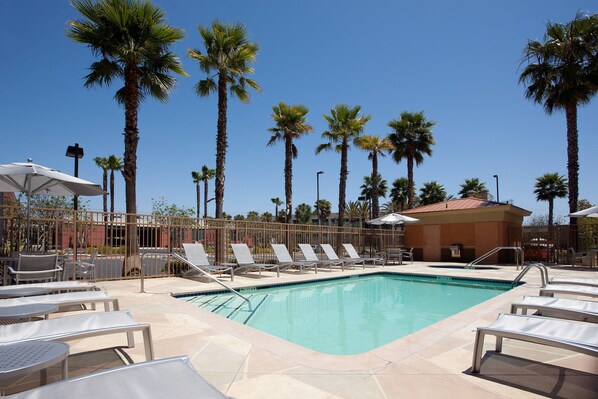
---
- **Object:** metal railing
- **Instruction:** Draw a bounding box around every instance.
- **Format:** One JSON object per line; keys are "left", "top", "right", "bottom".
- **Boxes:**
{"left": 511, "top": 262, "right": 549, "bottom": 288}
{"left": 465, "top": 247, "right": 524, "bottom": 270}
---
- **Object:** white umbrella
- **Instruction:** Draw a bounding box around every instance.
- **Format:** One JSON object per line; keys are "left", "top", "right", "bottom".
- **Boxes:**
{"left": 0, "top": 161, "right": 103, "bottom": 249}
{"left": 569, "top": 205, "right": 598, "bottom": 218}
{"left": 366, "top": 213, "right": 419, "bottom": 245}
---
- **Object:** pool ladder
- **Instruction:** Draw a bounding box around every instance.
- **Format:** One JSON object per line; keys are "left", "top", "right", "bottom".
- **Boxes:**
{"left": 511, "top": 262, "right": 548, "bottom": 288}
{"left": 465, "top": 247, "right": 524, "bottom": 270}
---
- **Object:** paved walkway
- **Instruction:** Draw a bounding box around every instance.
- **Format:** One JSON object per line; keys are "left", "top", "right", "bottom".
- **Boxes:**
{"left": 6, "top": 262, "right": 598, "bottom": 398}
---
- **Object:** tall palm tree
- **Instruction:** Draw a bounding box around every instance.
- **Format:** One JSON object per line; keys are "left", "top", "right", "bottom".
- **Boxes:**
{"left": 200, "top": 165, "right": 216, "bottom": 218}
{"left": 387, "top": 111, "right": 436, "bottom": 209}
{"left": 271, "top": 197, "right": 283, "bottom": 221}
{"left": 68, "top": 0, "right": 186, "bottom": 271}
{"left": 534, "top": 172, "right": 568, "bottom": 229}
{"left": 458, "top": 178, "right": 488, "bottom": 198}
{"left": 191, "top": 171, "right": 202, "bottom": 219}
{"left": 187, "top": 21, "right": 260, "bottom": 221}
{"left": 390, "top": 177, "right": 409, "bottom": 211}
{"left": 419, "top": 181, "right": 448, "bottom": 205}
{"left": 267, "top": 102, "right": 314, "bottom": 223}
{"left": 316, "top": 104, "right": 371, "bottom": 227}
{"left": 354, "top": 135, "right": 393, "bottom": 218}
{"left": 106, "top": 155, "right": 123, "bottom": 217}
{"left": 93, "top": 157, "right": 109, "bottom": 216}
{"left": 520, "top": 14, "right": 598, "bottom": 241}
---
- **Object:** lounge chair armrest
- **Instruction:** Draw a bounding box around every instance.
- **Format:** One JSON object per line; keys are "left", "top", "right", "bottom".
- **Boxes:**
{"left": 8, "top": 265, "right": 63, "bottom": 274}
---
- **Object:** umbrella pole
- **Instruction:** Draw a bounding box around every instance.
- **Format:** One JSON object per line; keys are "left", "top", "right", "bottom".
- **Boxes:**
{"left": 26, "top": 193, "right": 31, "bottom": 253}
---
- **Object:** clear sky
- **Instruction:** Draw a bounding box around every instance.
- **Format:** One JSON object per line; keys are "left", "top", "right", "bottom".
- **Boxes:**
{"left": 1, "top": 0, "right": 597, "bottom": 221}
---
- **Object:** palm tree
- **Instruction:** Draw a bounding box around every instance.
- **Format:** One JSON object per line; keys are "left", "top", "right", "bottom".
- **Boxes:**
{"left": 458, "top": 178, "right": 488, "bottom": 198}
{"left": 387, "top": 111, "right": 436, "bottom": 209}
{"left": 106, "top": 155, "right": 123, "bottom": 217}
{"left": 267, "top": 102, "right": 314, "bottom": 223}
{"left": 520, "top": 14, "right": 598, "bottom": 242}
{"left": 380, "top": 201, "right": 401, "bottom": 214}
{"left": 271, "top": 197, "right": 283, "bottom": 221}
{"left": 419, "top": 181, "right": 448, "bottom": 205}
{"left": 360, "top": 175, "right": 388, "bottom": 202}
{"left": 314, "top": 199, "right": 332, "bottom": 223}
{"left": 191, "top": 171, "right": 202, "bottom": 219}
{"left": 390, "top": 178, "right": 409, "bottom": 211}
{"left": 187, "top": 21, "right": 260, "bottom": 221}
{"left": 345, "top": 200, "right": 361, "bottom": 226}
{"left": 68, "top": 0, "right": 186, "bottom": 271}
{"left": 93, "top": 157, "right": 109, "bottom": 215}
{"left": 294, "top": 203, "right": 313, "bottom": 224}
{"left": 316, "top": 104, "right": 371, "bottom": 227}
{"left": 200, "top": 165, "right": 215, "bottom": 218}
{"left": 354, "top": 135, "right": 393, "bottom": 218}
{"left": 534, "top": 172, "right": 568, "bottom": 229}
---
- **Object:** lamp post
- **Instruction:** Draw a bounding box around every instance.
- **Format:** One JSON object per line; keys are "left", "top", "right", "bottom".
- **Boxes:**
{"left": 66, "top": 143, "right": 85, "bottom": 211}
{"left": 493, "top": 174, "right": 499, "bottom": 203}
{"left": 316, "top": 171, "right": 324, "bottom": 225}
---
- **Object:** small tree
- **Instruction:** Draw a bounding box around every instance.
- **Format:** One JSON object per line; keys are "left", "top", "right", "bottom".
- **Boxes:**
{"left": 418, "top": 181, "right": 448, "bottom": 205}
{"left": 294, "top": 203, "right": 313, "bottom": 224}
{"left": 534, "top": 172, "right": 568, "bottom": 230}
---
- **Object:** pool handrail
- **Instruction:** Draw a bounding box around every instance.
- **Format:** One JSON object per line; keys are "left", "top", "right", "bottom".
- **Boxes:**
{"left": 511, "top": 262, "right": 548, "bottom": 288}
{"left": 466, "top": 247, "right": 524, "bottom": 270}
{"left": 140, "top": 252, "right": 252, "bottom": 311}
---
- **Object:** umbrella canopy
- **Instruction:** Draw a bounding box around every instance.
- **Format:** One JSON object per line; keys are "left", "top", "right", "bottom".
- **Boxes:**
{"left": 0, "top": 161, "right": 103, "bottom": 250}
{"left": 366, "top": 213, "right": 420, "bottom": 225}
{"left": 569, "top": 205, "right": 598, "bottom": 218}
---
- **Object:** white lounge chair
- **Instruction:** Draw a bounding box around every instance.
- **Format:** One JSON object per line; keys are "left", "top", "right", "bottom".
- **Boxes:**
{"left": 402, "top": 247, "right": 414, "bottom": 263}
{"left": 342, "top": 243, "right": 384, "bottom": 267}
{"left": 230, "top": 244, "right": 279, "bottom": 278}
{"left": 540, "top": 284, "right": 598, "bottom": 299}
{"left": 8, "top": 254, "right": 63, "bottom": 284}
{"left": 0, "top": 310, "right": 154, "bottom": 361}
{"left": 472, "top": 313, "right": 598, "bottom": 373}
{"left": 5, "top": 356, "right": 227, "bottom": 399}
{"left": 548, "top": 277, "right": 598, "bottom": 288}
{"left": 0, "top": 291, "right": 119, "bottom": 312}
{"left": 511, "top": 296, "right": 598, "bottom": 323}
{"left": 182, "top": 243, "right": 234, "bottom": 281}
{"left": 62, "top": 250, "right": 97, "bottom": 281}
{"left": 0, "top": 281, "right": 95, "bottom": 294}
{"left": 271, "top": 244, "right": 318, "bottom": 274}
{"left": 297, "top": 244, "right": 338, "bottom": 272}
{"left": 320, "top": 244, "right": 362, "bottom": 269}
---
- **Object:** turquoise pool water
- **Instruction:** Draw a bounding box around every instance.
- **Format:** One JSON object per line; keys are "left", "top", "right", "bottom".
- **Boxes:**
{"left": 179, "top": 273, "right": 512, "bottom": 355}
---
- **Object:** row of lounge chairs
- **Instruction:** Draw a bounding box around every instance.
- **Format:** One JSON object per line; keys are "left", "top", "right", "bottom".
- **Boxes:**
{"left": 0, "top": 281, "right": 227, "bottom": 398}
{"left": 472, "top": 271, "right": 598, "bottom": 374}
{"left": 181, "top": 242, "right": 396, "bottom": 281}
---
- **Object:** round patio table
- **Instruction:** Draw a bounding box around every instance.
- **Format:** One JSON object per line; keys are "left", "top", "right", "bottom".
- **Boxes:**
{"left": 0, "top": 303, "right": 59, "bottom": 322}
{"left": 0, "top": 286, "right": 52, "bottom": 298}
{"left": 0, "top": 341, "right": 69, "bottom": 391}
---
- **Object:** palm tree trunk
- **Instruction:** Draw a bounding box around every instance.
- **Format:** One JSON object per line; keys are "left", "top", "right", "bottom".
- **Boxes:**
{"left": 215, "top": 70, "right": 228, "bottom": 263}
{"left": 338, "top": 141, "right": 348, "bottom": 228}
{"left": 123, "top": 64, "right": 140, "bottom": 276}
{"left": 102, "top": 169, "right": 108, "bottom": 246}
{"left": 407, "top": 155, "right": 415, "bottom": 209}
{"left": 203, "top": 179, "right": 209, "bottom": 219}
{"left": 371, "top": 152, "right": 379, "bottom": 218}
{"left": 109, "top": 170, "right": 115, "bottom": 247}
{"left": 566, "top": 103, "right": 579, "bottom": 249}
{"left": 195, "top": 181, "right": 201, "bottom": 219}
{"left": 285, "top": 137, "right": 293, "bottom": 224}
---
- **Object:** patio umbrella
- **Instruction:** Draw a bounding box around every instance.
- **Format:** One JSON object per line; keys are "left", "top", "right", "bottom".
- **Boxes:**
{"left": 366, "top": 213, "right": 419, "bottom": 245}
{"left": 569, "top": 205, "right": 598, "bottom": 218}
{"left": 0, "top": 161, "right": 103, "bottom": 249}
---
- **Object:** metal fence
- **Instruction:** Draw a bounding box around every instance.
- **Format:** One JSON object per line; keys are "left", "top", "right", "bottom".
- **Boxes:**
{"left": 0, "top": 205, "right": 402, "bottom": 281}
{"left": 520, "top": 222, "right": 598, "bottom": 264}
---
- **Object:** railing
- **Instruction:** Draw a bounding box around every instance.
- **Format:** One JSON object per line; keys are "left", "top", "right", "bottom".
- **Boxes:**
{"left": 465, "top": 247, "right": 524, "bottom": 270}
{"left": 511, "top": 262, "right": 549, "bottom": 288}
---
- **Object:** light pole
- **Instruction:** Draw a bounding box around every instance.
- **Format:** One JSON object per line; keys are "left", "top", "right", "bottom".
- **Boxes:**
{"left": 493, "top": 174, "right": 499, "bottom": 203}
{"left": 316, "top": 171, "right": 324, "bottom": 225}
{"left": 66, "top": 143, "right": 84, "bottom": 211}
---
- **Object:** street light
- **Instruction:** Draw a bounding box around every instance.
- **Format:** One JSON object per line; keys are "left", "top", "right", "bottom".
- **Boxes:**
{"left": 493, "top": 174, "right": 499, "bottom": 203}
{"left": 316, "top": 171, "right": 324, "bottom": 225}
{"left": 66, "top": 143, "right": 84, "bottom": 211}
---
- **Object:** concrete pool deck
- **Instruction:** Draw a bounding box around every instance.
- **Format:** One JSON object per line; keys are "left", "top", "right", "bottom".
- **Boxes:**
{"left": 6, "top": 262, "right": 598, "bottom": 398}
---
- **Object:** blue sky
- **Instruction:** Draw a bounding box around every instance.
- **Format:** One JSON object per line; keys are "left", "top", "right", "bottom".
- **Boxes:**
{"left": 1, "top": 0, "right": 597, "bottom": 221}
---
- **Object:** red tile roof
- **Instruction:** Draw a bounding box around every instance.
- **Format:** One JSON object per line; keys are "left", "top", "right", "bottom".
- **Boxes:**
{"left": 401, "top": 198, "right": 504, "bottom": 214}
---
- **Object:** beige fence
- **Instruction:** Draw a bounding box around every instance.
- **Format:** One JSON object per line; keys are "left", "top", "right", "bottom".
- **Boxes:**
{"left": 0, "top": 205, "right": 402, "bottom": 281}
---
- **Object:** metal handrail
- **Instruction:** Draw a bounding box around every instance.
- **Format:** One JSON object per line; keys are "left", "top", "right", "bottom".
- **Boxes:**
{"left": 465, "top": 246, "right": 524, "bottom": 270}
{"left": 511, "top": 262, "right": 548, "bottom": 287}
{"left": 139, "top": 251, "right": 252, "bottom": 311}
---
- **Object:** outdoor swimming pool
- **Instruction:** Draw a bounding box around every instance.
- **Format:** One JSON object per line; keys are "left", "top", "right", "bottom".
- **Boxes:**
{"left": 178, "top": 273, "right": 514, "bottom": 355}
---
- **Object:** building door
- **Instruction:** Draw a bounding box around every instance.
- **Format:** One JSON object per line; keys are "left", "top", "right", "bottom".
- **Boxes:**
{"left": 423, "top": 224, "right": 441, "bottom": 261}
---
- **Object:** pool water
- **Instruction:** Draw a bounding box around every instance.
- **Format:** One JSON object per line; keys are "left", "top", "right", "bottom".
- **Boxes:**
{"left": 179, "top": 274, "right": 512, "bottom": 355}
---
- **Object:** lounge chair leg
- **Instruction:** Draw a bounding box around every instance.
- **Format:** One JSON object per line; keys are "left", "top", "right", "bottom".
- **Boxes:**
{"left": 495, "top": 336, "right": 503, "bottom": 353}
{"left": 126, "top": 331, "right": 135, "bottom": 348}
{"left": 143, "top": 326, "right": 155, "bottom": 360}
{"left": 472, "top": 329, "right": 486, "bottom": 373}
{"left": 113, "top": 299, "right": 120, "bottom": 311}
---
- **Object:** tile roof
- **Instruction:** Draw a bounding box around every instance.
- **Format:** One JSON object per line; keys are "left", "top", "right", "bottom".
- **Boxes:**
{"left": 401, "top": 197, "right": 504, "bottom": 214}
